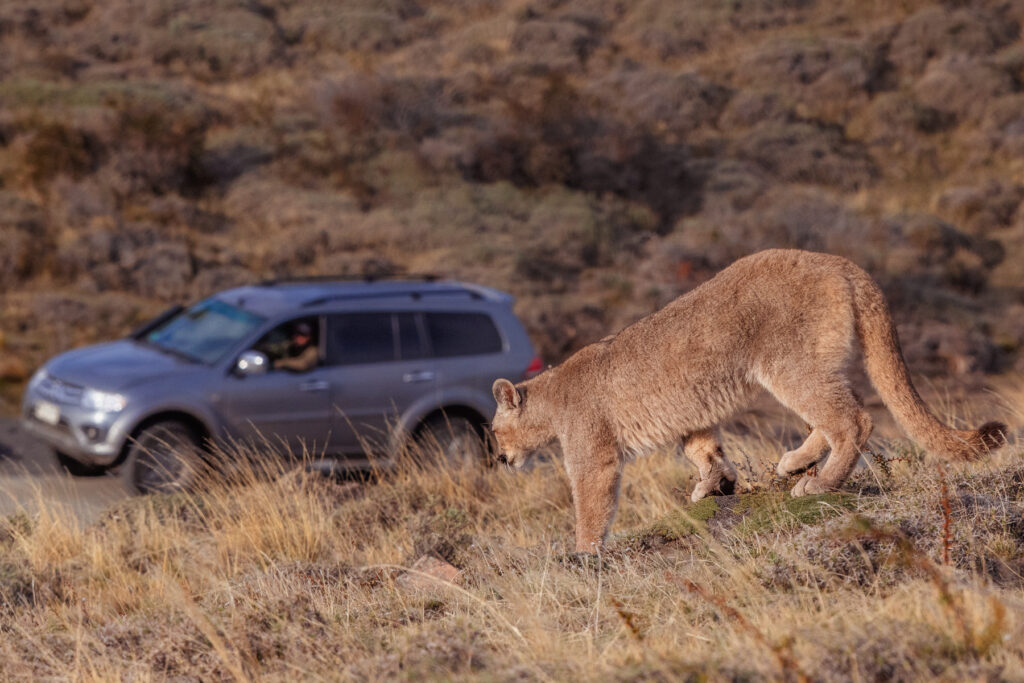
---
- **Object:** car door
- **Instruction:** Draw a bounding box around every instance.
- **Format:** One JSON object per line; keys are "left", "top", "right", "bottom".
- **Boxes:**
{"left": 323, "top": 312, "right": 439, "bottom": 456}
{"left": 218, "top": 316, "right": 334, "bottom": 456}
{"left": 423, "top": 310, "right": 506, "bottom": 399}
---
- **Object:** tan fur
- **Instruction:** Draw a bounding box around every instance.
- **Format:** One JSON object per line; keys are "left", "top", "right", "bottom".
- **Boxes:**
{"left": 491, "top": 249, "right": 1007, "bottom": 553}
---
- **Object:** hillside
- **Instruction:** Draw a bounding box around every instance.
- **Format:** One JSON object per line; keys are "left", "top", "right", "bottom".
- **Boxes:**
{"left": 1, "top": 0, "right": 1024, "bottom": 413}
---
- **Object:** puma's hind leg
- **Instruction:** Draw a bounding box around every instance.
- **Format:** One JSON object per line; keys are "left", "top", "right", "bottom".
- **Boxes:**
{"left": 762, "top": 374, "right": 873, "bottom": 497}
{"left": 684, "top": 429, "right": 738, "bottom": 502}
{"left": 777, "top": 428, "right": 830, "bottom": 477}
{"left": 791, "top": 407, "right": 872, "bottom": 496}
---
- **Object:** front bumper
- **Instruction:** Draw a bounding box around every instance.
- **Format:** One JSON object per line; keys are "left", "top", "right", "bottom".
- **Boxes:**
{"left": 21, "top": 387, "right": 131, "bottom": 466}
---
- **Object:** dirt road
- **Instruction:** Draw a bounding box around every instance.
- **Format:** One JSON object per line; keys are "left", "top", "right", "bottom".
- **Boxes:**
{"left": 0, "top": 419, "right": 131, "bottom": 525}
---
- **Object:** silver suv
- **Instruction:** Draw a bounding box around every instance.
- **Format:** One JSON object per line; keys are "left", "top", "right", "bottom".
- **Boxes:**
{"left": 21, "top": 277, "right": 541, "bottom": 492}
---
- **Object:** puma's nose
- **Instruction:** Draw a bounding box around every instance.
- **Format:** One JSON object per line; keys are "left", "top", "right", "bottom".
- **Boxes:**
{"left": 497, "top": 453, "right": 508, "bottom": 465}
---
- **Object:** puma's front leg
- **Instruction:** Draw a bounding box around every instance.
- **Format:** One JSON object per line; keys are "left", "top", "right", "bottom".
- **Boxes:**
{"left": 564, "top": 435, "right": 623, "bottom": 554}
{"left": 683, "top": 429, "right": 737, "bottom": 502}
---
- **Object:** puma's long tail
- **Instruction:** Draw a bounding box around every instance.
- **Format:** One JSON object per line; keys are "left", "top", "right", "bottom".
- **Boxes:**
{"left": 849, "top": 268, "right": 1006, "bottom": 460}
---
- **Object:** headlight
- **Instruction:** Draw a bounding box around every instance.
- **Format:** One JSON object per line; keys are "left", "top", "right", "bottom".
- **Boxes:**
{"left": 82, "top": 389, "right": 127, "bottom": 413}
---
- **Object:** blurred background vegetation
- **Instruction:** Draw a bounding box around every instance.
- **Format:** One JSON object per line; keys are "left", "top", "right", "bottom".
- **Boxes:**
{"left": 1, "top": 0, "right": 1023, "bottom": 412}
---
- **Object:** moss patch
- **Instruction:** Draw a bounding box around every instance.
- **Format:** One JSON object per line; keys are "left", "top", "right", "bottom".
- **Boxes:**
{"left": 631, "top": 497, "right": 720, "bottom": 544}
{"left": 733, "top": 491, "right": 856, "bottom": 535}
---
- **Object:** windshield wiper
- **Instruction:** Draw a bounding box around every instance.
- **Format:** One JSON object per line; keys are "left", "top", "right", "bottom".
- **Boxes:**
{"left": 135, "top": 338, "right": 203, "bottom": 365}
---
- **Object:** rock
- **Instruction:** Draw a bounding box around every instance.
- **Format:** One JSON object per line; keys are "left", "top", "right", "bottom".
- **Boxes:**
{"left": 397, "top": 555, "right": 462, "bottom": 591}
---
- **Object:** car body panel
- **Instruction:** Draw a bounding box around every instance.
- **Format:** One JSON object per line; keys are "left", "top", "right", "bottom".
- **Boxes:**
{"left": 326, "top": 357, "right": 440, "bottom": 455}
{"left": 43, "top": 340, "right": 200, "bottom": 391}
{"left": 216, "top": 367, "right": 335, "bottom": 456}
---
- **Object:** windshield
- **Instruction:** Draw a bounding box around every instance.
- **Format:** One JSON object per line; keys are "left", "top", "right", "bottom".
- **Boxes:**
{"left": 144, "top": 299, "right": 266, "bottom": 365}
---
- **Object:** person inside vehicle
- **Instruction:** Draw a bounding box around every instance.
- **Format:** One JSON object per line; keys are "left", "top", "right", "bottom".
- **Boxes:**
{"left": 272, "top": 320, "right": 319, "bottom": 372}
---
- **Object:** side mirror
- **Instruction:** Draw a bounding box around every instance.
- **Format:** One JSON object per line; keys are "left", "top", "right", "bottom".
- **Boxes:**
{"left": 235, "top": 351, "right": 269, "bottom": 377}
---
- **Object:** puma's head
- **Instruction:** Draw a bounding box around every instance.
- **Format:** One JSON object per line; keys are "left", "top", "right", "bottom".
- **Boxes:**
{"left": 491, "top": 378, "right": 541, "bottom": 469}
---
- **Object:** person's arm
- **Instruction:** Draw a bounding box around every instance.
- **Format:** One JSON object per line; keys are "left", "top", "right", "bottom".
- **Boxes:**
{"left": 275, "top": 345, "right": 319, "bottom": 372}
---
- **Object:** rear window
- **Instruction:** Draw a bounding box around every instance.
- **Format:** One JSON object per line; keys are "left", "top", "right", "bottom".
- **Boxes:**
{"left": 326, "top": 313, "right": 396, "bottom": 365}
{"left": 425, "top": 312, "right": 503, "bottom": 357}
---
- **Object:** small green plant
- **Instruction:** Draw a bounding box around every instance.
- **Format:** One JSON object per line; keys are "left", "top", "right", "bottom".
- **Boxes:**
{"left": 734, "top": 491, "right": 856, "bottom": 535}
{"left": 632, "top": 497, "right": 720, "bottom": 543}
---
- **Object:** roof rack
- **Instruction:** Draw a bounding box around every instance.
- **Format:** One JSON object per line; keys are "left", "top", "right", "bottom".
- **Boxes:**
{"left": 259, "top": 273, "right": 442, "bottom": 286}
{"left": 301, "top": 286, "right": 481, "bottom": 308}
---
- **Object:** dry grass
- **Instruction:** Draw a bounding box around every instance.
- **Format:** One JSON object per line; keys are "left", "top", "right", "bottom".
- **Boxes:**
{"left": 1, "top": 387, "right": 1023, "bottom": 680}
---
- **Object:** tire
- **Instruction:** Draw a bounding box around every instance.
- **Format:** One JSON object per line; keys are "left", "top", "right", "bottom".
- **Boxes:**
{"left": 414, "top": 414, "right": 488, "bottom": 467}
{"left": 55, "top": 450, "right": 109, "bottom": 477}
{"left": 120, "top": 420, "right": 204, "bottom": 494}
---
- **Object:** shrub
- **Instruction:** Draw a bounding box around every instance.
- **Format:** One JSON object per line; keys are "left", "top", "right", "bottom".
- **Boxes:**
{"left": 510, "top": 16, "right": 603, "bottom": 71}
{"left": 282, "top": 0, "right": 429, "bottom": 54}
{"left": 147, "top": 3, "right": 282, "bottom": 80}
{"left": 587, "top": 66, "right": 733, "bottom": 137}
{"left": 888, "top": 6, "right": 1019, "bottom": 75}
{"left": 912, "top": 57, "right": 1016, "bottom": 125}
{"left": 0, "top": 192, "right": 50, "bottom": 287}
{"left": 734, "top": 121, "right": 875, "bottom": 190}
{"left": 21, "top": 121, "right": 100, "bottom": 185}
{"left": 673, "top": 186, "right": 880, "bottom": 269}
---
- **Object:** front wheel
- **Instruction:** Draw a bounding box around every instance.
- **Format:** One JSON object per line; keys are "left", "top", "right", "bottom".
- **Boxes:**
{"left": 120, "top": 420, "right": 204, "bottom": 494}
{"left": 414, "top": 414, "right": 488, "bottom": 467}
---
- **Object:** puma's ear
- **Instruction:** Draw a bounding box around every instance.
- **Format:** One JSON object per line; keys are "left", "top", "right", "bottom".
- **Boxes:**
{"left": 492, "top": 378, "right": 521, "bottom": 410}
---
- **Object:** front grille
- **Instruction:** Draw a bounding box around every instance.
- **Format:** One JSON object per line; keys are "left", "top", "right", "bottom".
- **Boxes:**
{"left": 36, "top": 376, "right": 84, "bottom": 405}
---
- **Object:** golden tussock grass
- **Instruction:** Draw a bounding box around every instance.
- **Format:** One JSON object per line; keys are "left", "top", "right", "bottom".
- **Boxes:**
{"left": 1, "top": 385, "right": 1023, "bottom": 680}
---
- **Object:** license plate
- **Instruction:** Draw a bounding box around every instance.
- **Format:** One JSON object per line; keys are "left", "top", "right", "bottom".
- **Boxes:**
{"left": 34, "top": 401, "right": 60, "bottom": 426}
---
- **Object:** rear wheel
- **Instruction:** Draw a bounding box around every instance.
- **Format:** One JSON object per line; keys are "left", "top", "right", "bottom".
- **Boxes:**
{"left": 414, "top": 414, "right": 488, "bottom": 467}
{"left": 120, "top": 420, "right": 204, "bottom": 494}
{"left": 54, "top": 450, "right": 108, "bottom": 477}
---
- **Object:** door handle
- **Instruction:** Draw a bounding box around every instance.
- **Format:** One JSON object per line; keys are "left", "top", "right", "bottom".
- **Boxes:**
{"left": 402, "top": 370, "right": 435, "bottom": 383}
{"left": 299, "top": 379, "right": 329, "bottom": 392}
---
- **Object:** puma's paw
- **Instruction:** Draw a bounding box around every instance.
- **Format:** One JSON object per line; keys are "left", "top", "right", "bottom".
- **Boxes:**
{"left": 690, "top": 474, "right": 736, "bottom": 502}
{"left": 777, "top": 449, "right": 818, "bottom": 477}
{"left": 791, "top": 475, "right": 835, "bottom": 497}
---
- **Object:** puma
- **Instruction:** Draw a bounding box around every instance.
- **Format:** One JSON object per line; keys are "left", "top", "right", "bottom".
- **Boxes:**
{"left": 490, "top": 249, "right": 1006, "bottom": 553}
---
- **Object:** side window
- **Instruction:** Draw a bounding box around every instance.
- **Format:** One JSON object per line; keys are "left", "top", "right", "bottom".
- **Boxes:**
{"left": 327, "top": 313, "right": 396, "bottom": 366}
{"left": 397, "top": 313, "right": 426, "bottom": 361}
{"left": 252, "top": 316, "right": 321, "bottom": 373}
{"left": 425, "top": 312, "right": 503, "bottom": 358}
